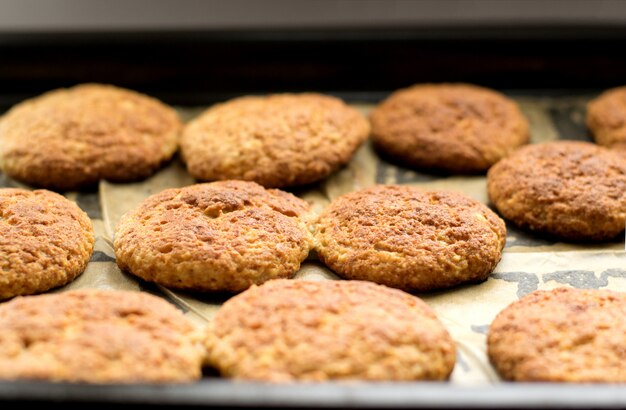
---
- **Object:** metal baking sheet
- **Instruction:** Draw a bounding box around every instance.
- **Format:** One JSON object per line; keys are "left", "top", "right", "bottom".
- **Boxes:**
{"left": 0, "top": 91, "right": 625, "bottom": 408}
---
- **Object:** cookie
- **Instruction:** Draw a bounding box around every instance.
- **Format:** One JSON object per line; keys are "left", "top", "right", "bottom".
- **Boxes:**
{"left": 0, "top": 289, "right": 206, "bottom": 383}
{"left": 0, "top": 188, "right": 94, "bottom": 299}
{"left": 487, "top": 141, "right": 626, "bottom": 241}
{"left": 0, "top": 84, "right": 181, "bottom": 190}
{"left": 315, "top": 185, "right": 506, "bottom": 292}
{"left": 370, "top": 83, "right": 529, "bottom": 173}
{"left": 587, "top": 86, "right": 626, "bottom": 149}
{"left": 115, "top": 181, "right": 313, "bottom": 292}
{"left": 180, "top": 93, "right": 369, "bottom": 188}
{"left": 488, "top": 287, "right": 626, "bottom": 382}
{"left": 206, "top": 279, "right": 455, "bottom": 381}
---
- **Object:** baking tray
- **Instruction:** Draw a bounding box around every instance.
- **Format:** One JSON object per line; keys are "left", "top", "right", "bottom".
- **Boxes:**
{"left": 1, "top": 27, "right": 626, "bottom": 409}
{"left": 1, "top": 381, "right": 626, "bottom": 409}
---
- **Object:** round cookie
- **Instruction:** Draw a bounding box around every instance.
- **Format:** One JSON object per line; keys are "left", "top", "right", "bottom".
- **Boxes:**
{"left": 0, "top": 188, "right": 94, "bottom": 299}
{"left": 587, "top": 86, "right": 626, "bottom": 150}
{"left": 315, "top": 185, "right": 506, "bottom": 292}
{"left": 180, "top": 93, "right": 370, "bottom": 188}
{"left": 487, "top": 141, "right": 626, "bottom": 241}
{"left": 206, "top": 279, "right": 456, "bottom": 381}
{"left": 370, "top": 83, "right": 529, "bottom": 173}
{"left": 114, "top": 180, "right": 313, "bottom": 292}
{"left": 0, "top": 84, "right": 181, "bottom": 190}
{"left": 0, "top": 289, "right": 206, "bottom": 383}
{"left": 488, "top": 287, "right": 626, "bottom": 382}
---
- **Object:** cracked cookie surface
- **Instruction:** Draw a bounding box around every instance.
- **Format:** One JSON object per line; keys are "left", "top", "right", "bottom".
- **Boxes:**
{"left": 0, "top": 84, "right": 180, "bottom": 190}
{"left": 370, "top": 83, "right": 529, "bottom": 173}
{"left": 114, "top": 181, "right": 313, "bottom": 292}
{"left": 0, "top": 188, "right": 94, "bottom": 299}
{"left": 0, "top": 289, "right": 206, "bottom": 383}
{"left": 487, "top": 141, "right": 626, "bottom": 241}
{"left": 180, "top": 93, "right": 369, "bottom": 187}
{"left": 587, "top": 86, "right": 626, "bottom": 150}
{"left": 206, "top": 279, "right": 456, "bottom": 381}
{"left": 488, "top": 287, "right": 626, "bottom": 382}
{"left": 315, "top": 185, "right": 506, "bottom": 291}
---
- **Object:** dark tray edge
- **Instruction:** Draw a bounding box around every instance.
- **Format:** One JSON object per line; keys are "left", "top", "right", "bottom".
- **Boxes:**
{"left": 2, "top": 380, "right": 626, "bottom": 409}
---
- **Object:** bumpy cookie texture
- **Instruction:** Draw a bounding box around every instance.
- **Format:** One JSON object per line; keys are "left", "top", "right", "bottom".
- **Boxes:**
{"left": 587, "top": 86, "right": 626, "bottom": 150}
{"left": 180, "top": 93, "right": 370, "bottom": 188}
{"left": 370, "top": 83, "right": 529, "bottom": 173}
{"left": 0, "top": 290, "right": 206, "bottom": 383}
{"left": 316, "top": 185, "right": 505, "bottom": 292}
{"left": 0, "top": 84, "right": 181, "bottom": 190}
{"left": 487, "top": 141, "right": 626, "bottom": 241}
{"left": 206, "top": 279, "right": 456, "bottom": 381}
{"left": 0, "top": 188, "right": 94, "bottom": 299}
{"left": 115, "top": 181, "right": 313, "bottom": 292}
{"left": 488, "top": 288, "right": 626, "bottom": 382}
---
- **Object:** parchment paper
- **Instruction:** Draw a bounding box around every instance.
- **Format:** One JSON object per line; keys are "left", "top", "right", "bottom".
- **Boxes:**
{"left": 2, "top": 94, "right": 624, "bottom": 384}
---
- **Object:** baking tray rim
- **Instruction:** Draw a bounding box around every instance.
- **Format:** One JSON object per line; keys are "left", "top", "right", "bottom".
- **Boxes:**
{"left": 1, "top": 380, "right": 626, "bottom": 408}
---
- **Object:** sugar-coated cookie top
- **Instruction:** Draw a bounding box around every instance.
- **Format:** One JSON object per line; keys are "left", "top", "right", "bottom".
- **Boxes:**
{"left": 206, "top": 279, "right": 456, "bottom": 381}
{"left": 181, "top": 93, "right": 369, "bottom": 187}
{"left": 0, "top": 289, "right": 206, "bottom": 383}
{"left": 488, "top": 287, "right": 626, "bottom": 382}
{"left": 370, "top": 83, "right": 529, "bottom": 173}
{"left": 488, "top": 140, "right": 626, "bottom": 241}
{"left": 0, "top": 84, "right": 181, "bottom": 190}
{"left": 315, "top": 184, "right": 506, "bottom": 291}
{"left": 0, "top": 188, "right": 94, "bottom": 299}
{"left": 114, "top": 180, "right": 313, "bottom": 292}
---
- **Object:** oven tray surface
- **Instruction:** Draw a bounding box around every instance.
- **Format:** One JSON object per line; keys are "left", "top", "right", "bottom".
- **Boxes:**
{"left": 0, "top": 92, "right": 625, "bottom": 408}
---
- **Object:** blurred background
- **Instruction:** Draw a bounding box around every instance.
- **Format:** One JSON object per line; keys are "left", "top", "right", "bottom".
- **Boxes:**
{"left": 2, "top": 0, "right": 626, "bottom": 30}
{"left": 0, "top": 0, "right": 625, "bottom": 106}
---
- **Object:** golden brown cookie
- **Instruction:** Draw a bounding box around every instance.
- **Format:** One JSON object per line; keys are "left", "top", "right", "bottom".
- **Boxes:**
{"left": 180, "top": 93, "right": 369, "bottom": 188}
{"left": 370, "top": 83, "right": 529, "bottom": 173}
{"left": 0, "top": 84, "right": 181, "bottom": 190}
{"left": 0, "top": 188, "right": 94, "bottom": 299}
{"left": 488, "top": 287, "right": 626, "bottom": 382}
{"left": 115, "top": 181, "right": 313, "bottom": 292}
{"left": 587, "top": 86, "right": 626, "bottom": 150}
{"left": 487, "top": 141, "right": 626, "bottom": 241}
{"left": 315, "top": 185, "right": 506, "bottom": 292}
{"left": 206, "top": 279, "right": 456, "bottom": 381}
{"left": 0, "top": 289, "right": 206, "bottom": 383}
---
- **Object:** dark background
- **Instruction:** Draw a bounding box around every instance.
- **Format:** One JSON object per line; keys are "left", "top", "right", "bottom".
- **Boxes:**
{"left": 1, "top": 0, "right": 626, "bottom": 109}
